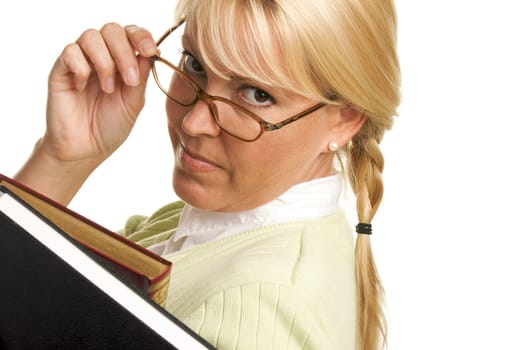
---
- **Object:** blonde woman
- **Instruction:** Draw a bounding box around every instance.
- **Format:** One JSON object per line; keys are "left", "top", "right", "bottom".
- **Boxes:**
{"left": 15, "top": 0, "right": 400, "bottom": 348}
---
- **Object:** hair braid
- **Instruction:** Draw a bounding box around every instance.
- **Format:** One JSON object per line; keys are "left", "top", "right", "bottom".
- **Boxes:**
{"left": 347, "top": 119, "right": 387, "bottom": 350}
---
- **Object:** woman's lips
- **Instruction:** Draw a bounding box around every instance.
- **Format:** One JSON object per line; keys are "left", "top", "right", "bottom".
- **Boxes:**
{"left": 178, "top": 145, "right": 222, "bottom": 172}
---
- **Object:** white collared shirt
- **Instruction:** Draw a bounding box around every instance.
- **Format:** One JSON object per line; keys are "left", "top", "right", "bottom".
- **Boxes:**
{"left": 148, "top": 174, "right": 346, "bottom": 256}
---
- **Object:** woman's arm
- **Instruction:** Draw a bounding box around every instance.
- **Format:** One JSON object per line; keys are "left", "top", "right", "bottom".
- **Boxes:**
{"left": 14, "top": 24, "right": 158, "bottom": 206}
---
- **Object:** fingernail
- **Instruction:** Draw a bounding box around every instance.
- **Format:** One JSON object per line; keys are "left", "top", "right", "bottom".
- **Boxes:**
{"left": 127, "top": 66, "right": 139, "bottom": 86}
{"left": 141, "top": 39, "right": 157, "bottom": 55}
{"left": 125, "top": 25, "right": 140, "bottom": 32}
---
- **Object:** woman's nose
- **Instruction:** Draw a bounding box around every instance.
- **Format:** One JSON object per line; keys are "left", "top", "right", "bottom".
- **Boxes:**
{"left": 180, "top": 98, "right": 222, "bottom": 138}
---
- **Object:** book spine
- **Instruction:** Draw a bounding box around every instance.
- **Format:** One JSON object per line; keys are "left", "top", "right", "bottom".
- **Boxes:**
{"left": 149, "top": 272, "right": 171, "bottom": 307}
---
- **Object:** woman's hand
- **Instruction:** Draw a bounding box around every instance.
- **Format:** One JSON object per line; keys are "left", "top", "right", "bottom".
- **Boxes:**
{"left": 43, "top": 23, "right": 158, "bottom": 163}
{"left": 15, "top": 23, "right": 159, "bottom": 205}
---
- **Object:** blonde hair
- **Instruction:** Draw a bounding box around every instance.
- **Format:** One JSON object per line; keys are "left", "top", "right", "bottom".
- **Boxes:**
{"left": 174, "top": 0, "right": 401, "bottom": 349}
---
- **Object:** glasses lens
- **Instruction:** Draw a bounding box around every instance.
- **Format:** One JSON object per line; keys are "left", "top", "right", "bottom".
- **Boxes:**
{"left": 153, "top": 60, "right": 198, "bottom": 105}
{"left": 210, "top": 100, "right": 263, "bottom": 141}
{"left": 154, "top": 22, "right": 264, "bottom": 141}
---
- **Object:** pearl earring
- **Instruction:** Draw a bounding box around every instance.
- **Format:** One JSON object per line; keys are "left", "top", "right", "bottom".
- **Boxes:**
{"left": 328, "top": 141, "right": 339, "bottom": 152}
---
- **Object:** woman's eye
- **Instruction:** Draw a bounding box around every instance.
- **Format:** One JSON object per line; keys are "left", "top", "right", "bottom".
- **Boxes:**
{"left": 181, "top": 52, "right": 204, "bottom": 75}
{"left": 240, "top": 87, "right": 274, "bottom": 107}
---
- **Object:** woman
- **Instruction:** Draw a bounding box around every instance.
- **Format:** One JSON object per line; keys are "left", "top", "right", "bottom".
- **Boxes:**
{"left": 15, "top": 0, "right": 400, "bottom": 348}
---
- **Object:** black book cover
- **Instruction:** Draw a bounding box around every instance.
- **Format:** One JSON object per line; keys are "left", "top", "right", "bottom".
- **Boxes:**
{"left": 0, "top": 187, "right": 215, "bottom": 350}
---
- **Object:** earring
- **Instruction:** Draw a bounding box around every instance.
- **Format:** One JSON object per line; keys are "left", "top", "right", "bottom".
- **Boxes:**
{"left": 328, "top": 141, "right": 339, "bottom": 152}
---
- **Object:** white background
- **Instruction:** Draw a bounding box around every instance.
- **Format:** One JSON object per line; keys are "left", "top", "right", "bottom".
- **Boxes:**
{"left": 1, "top": 1, "right": 526, "bottom": 349}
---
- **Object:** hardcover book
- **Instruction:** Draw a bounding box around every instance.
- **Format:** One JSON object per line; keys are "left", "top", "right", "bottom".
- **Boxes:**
{"left": 0, "top": 174, "right": 214, "bottom": 349}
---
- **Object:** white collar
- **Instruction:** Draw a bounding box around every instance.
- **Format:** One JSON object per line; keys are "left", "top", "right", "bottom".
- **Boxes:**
{"left": 160, "top": 174, "right": 343, "bottom": 254}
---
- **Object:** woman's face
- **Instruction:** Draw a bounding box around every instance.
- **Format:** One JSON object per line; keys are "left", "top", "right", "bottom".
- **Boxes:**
{"left": 166, "top": 33, "right": 344, "bottom": 212}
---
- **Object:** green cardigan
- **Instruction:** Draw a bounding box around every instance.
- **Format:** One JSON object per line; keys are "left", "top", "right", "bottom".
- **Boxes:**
{"left": 122, "top": 202, "right": 356, "bottom": 349}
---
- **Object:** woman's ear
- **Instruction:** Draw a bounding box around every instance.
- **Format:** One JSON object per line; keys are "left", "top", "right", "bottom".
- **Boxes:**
{"left": 326, "top": 106, "right": 367, "bottom": 151}
{"left": 341, "top": 106, "right": 367, "bottom": 136}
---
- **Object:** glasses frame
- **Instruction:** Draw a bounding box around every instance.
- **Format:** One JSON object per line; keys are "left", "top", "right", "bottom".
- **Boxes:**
{"left": 149, "top": 20, "right": 327, "bottom": 142}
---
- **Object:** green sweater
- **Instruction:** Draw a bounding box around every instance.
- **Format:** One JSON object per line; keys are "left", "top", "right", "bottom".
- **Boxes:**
{"left": 122, "top": 202, "right": 356, "bottom": 349}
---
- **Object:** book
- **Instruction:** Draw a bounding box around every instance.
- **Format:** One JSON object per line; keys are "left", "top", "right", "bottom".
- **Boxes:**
{"left": 0, "top": 174, "right": 172, "bottom": 306}
{"left": 0, "top": 174, "right": 215, "bottom": 349}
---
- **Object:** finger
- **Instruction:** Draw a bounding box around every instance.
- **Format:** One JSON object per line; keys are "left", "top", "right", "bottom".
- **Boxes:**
{"left": 124, "top": 25, "right": 159, "bottom": 58}
{"left": 76, "top": 28, "right": 116, "bottom": 93}
{"left": 137, "top": 55, "right": 153, "bottom": 84}
{"left": 53, "top": 43, "right": 93, "bottom": 92}
{"left": 120, "top": 55, "right": 154, "bottom": 112}
{"left": 100, "top": 23, "right": 141, "bottom": 87}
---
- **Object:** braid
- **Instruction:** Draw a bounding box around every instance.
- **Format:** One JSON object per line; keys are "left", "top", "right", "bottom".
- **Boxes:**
{"left": 347, "top": 119, "right": 387, "bottom": 350}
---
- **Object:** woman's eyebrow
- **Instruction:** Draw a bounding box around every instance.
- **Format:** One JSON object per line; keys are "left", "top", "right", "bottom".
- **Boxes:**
{"left": 181, "top": 35, "right": 194, "bottom": 55}
{"left": 181, "top": 34, "right": 190, "bottom": 48}
{"left": 180, "top": 34, "right": 276, "bottom": 91}
{"left": 181, "top": 34, "right": 202, "bottom": 60}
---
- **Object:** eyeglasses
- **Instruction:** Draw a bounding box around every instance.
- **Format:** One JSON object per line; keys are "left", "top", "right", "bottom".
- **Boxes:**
{"left": 149, "top": 21, "right": 326, "bottom": 142}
